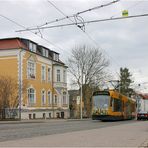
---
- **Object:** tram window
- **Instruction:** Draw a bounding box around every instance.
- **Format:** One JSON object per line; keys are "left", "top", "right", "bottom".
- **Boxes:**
{"left": 113, "top": 99, "right": 122, "bottom": 112}
{"left": 110, "top": 97, "right": 113, "bottom": 107}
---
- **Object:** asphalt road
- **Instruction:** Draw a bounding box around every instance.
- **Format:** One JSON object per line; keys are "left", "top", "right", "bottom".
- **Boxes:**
{"left": 0, "top": 119, "right": 137, "bottom": 142}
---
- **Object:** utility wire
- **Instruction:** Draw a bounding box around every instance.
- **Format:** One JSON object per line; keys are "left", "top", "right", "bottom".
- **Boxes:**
{"left": 27, "top": 0, "right": 120, "bottom": 28}
{"left": 46, "top": 0, "right": 146, "bottom": 77}
{"left": 16, "top": 13, "right": 148, "bottom": 32}
{"left": 0, "top": 13, "right": 70, "bottom": 54}
{"left": 46, "top": 1, "right": 122, "bottom": 82}
{"left": 47, "top": 0, "right": 85, "bottom": 32}
{"left": 46, "top": 1, "right": 123, "bottom": 70}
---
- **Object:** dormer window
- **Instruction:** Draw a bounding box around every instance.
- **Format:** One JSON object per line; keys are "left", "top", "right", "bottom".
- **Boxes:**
{"left": 42, "top": 48, "right": 48, "bottom": 57}
{"left": 29, "top": 42, "right": 36, "bottom": 53}
{"left": 53, "top": 53, "right": 59, "bottom": 61}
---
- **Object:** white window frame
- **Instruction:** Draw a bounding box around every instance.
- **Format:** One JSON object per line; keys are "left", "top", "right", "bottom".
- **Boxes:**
{"left": 53, "top": 53, "right": 59, "bottom": 61}
{"left": 41, "top": 90, "right": 46, "bottom": 105}
{"left": 42, "top": 48, "right": 46, "bottom": 57}
{"left": 29, "top": 42, "right": 36, "bottom": 53}
{"left": 47, "top": 67, "right": 51, "bottom": 82}
{"left": 63, "top": 92, "right": 67, "bottom": 105}
{"left": 41, "top": 65, "right": 46, "bottom": 81}
{"left": 57, "top": 69, "right": 60, "bottom": 82}
{"left": 63, "top": 70, "right": 66, "bottom": 83}
{"left": 48, "top": 91, "right": 52, "bottom": 105}
{"left": 28, "top": 88, "right": 36, "bottom": 106}
{"left": 54, "top": 95, "right": 58, "bottom": 105}
{"left": 27, "top": 60, "right": 36, "bottom": 79}
{"left": 45, "top": 50, "right": 48, "bottom": 57}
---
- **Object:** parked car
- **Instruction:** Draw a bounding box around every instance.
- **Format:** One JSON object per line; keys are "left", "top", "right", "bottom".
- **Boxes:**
{"left": 137, "top": 111, "right": 148, "bottom": 120}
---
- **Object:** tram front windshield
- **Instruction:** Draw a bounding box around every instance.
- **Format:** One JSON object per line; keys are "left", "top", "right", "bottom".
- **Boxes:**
{"left": 93, "top": 95, "right": 109, "bottom": 110}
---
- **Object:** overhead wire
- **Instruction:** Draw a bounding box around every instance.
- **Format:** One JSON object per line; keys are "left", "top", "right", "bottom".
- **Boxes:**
{"left": 44, "top": 1, "right": 148, "bottom": 85}
{"left": 45, "top": 0, "right": 122, "bottom": 83}
{"left": 29, "top": 0, "right": 120, "bottom": 28}
{"left": 0, "top": 13, "right": 72, "bottom": 56}
{"left": 16, "top": 13, "right": 148, "bottom": 31}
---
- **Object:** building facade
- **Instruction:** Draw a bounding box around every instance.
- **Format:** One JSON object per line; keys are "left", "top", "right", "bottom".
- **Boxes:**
{"left": 0, "top": 37, "right": 69, "bottom": 119}
{"left": 136, "top": 93, "right": 148, "bottom": 112}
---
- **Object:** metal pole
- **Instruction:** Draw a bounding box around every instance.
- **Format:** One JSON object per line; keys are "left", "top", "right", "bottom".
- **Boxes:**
{"left": 52, "top": 62, "right": 55, "bottom": 118}
{"left": 80, "top": 70, "right": 83, "bottom": 119}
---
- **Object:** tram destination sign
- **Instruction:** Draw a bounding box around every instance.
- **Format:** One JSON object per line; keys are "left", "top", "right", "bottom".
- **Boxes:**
{"left": 93, "top": 91, "right": 110, "bottom": 96}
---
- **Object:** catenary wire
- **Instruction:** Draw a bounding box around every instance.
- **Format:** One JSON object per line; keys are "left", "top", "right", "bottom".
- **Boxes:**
{"left": 28, "top": 0, "right": 120, "bottom": 28}
{"left": 45, "top": 1, "right": 122, "bottom": 82}
{"left": 16, "top": 13, "right": 148, "bottom": 31}
{"left": 0, "top": 14, "right": 72, "bottom": 55}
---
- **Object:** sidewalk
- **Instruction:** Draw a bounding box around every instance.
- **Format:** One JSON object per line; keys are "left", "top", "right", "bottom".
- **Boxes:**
{"left": 0, "top": 121, "right": 148, "bottom": 147}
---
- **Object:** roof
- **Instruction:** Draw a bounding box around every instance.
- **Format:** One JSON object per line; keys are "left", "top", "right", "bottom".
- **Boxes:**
{"left": 0, "top": 37, "right": 66, "bottom": 65}
{"left": 68, "top": 90, "right": 80, "bottom": 96}
{"left": 0, "top": 37, "right": 27, "bottom": 50}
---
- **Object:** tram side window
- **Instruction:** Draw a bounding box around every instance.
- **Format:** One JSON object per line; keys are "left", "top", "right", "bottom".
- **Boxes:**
{"left": 113, "top": 99, "right": 122, "bottom": 112}
{"left": 110, "top": 97, "right": 113, "bottom": 107}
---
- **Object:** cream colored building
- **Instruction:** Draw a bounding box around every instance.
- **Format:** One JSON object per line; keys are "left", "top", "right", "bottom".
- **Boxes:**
{"left": 0, "top": 37, "right": 69, "bottom": 119}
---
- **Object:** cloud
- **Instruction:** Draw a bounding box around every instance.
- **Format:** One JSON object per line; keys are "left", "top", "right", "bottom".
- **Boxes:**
{"left": 0, "top": 0, "right": 148, "bottom": 92}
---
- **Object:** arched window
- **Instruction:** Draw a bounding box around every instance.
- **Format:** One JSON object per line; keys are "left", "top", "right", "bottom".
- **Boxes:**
{"left": 63, "top": 92, "right": 67, "bottom": 105}
{"left": 28, "top": 88, "right": 35, "bottom": 105}
{"left": 41, "top": 90, "right": 46, "bottom": 105}
{"left": 57, "top": 69, "right": 60, "bottom": 82}
{"left": 27, "top": 60, "right": 36, "bottom": 79}
{"left": 48, "top": 91, "right": 52, "bottom": 105}
{"left": 54, "top": 95, "right": 58, "bottom": 105}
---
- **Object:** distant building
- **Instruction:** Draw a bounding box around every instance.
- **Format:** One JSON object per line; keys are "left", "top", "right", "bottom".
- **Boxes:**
{"left": 68, "top": 90, "right": 84, "bottom": 118}
{"left": 139, "top": 94, "right": 148, "bottom": 112}
{"left": 136, "top": 93, "right": 148, "bottom": 112}
{"left": 0, "top": 37, "right": 69, "bottom": 119}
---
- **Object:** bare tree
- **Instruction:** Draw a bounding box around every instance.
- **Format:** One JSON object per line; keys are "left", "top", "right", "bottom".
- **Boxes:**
{"left": 67, "top": 45, "right": 109, "bottom": 117}
{"left": 0, "top": 76, "right": 28, "bottom": 119}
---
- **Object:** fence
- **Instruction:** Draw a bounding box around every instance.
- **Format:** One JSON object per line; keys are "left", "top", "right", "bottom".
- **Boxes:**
{"left": 0, "top": 108, "right": 19, "bottom": 120}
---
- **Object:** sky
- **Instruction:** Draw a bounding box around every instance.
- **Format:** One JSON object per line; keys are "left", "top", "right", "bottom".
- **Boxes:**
{"left": 0, "top": 0, "right": 148, "bottom": 93}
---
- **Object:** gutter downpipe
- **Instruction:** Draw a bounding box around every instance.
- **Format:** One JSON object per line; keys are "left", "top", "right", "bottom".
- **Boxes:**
{"left": 52, "top": 61, "right": 55, "bottom": 118}
{"left": 18, "top": 49, "right": 23, "bottom": 120}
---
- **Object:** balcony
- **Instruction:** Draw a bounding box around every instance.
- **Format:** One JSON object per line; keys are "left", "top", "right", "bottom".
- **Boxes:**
{"left": 53, "top": 82, "right": 67, "bottom": 88}
{"left": 28, "top": 74, "right": 35, "bottom": 79}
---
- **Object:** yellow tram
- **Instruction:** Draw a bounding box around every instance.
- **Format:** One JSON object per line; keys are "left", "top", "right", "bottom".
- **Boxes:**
{"left": 92, "top": 90, "right": 136, "bottom": 121}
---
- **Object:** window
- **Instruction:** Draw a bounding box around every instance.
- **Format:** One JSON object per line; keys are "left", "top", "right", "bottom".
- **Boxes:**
{"left": 29, "top": 42, "right": 36, "bottom": 52}
{"left": 27, "top": 60, "right": 36, "bottom": 79}
{"left": 48, "top": 91, "right": 52, "bottom": 105}
{"left": 94, "top": 95, "right": 109, "bottom": 110}
{"left": 63, "top": 70, "right": 66, "bottom": 83}
{"left": 47, "top": 67, "right": 51, "bottom": 82}
{"left": 54, "top": 95, "right": 58, "bottom": 105}
{"left": 63, "top": 92, "right": 67, "bottom": 105}
{"left": 42, "top": 48, "right": 46, "bottom": 56}
{"left": 57, "top": 69, "right": 60, "bottom": 82}
{"left": 42, "top": 48, "right": 48, "bottom": 57}
{"left": 41, "top": 65, "right": 46, "bottom": 81}
{"left": 45, "top": 50, "right": 48, "bottom": 57}
{"left": 53, "top": 53, "right": 59, "bottom": 61}
{"left": 28, "top": 88, "right": 35, "bottom": 105}
{"left": 112, "top": 99, "right": 122, "bottom": 112}
{"left": 41, "top": 90, "right": 46, "bottom": 105}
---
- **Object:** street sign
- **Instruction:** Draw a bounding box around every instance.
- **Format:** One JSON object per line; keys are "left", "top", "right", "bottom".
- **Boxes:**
{"left": 122, "top": 10, "right": 128, "bottom": 17}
